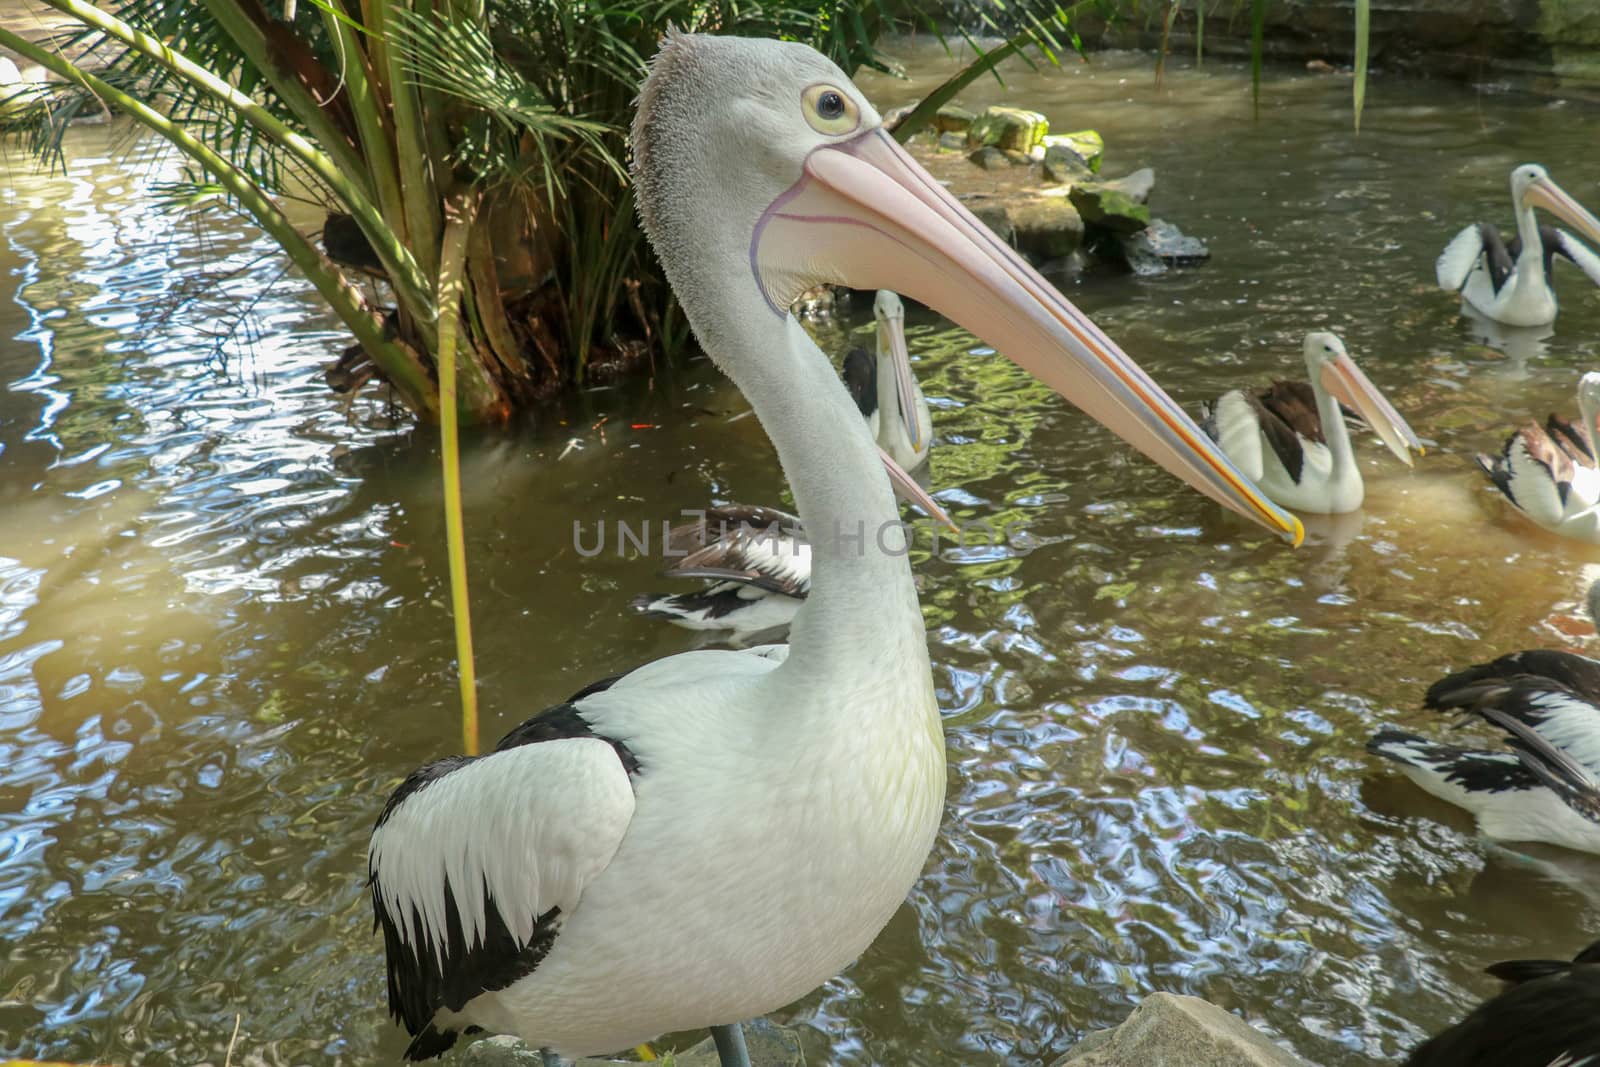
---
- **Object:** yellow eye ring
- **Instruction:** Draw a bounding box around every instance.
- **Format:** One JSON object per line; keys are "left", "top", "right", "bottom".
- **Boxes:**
{"left": 802, "top": 83, "right": 860, "bottom": 136}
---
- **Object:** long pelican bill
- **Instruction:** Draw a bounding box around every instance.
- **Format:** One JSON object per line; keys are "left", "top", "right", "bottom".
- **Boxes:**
{"left": 881, "top": 446, "right": 955, "bottom": 531}
{"left": 1525, "top": 174, "right": 1600, "bottom": 247}
{"left": 753, "top": 129, "right": 1303, "bottom": 546}
{"left": 1319, "top": 353, "right": 1425, "bottom": 466}
{"left": 876, "top": 297, "right": 923, "bottom": 453}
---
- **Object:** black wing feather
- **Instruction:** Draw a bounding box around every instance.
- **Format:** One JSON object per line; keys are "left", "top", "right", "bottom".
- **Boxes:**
{"left": 1425, "top": 650, "right": 1600, "bottom": 711}
{"left": 1404, "top": 948, "right": 1600, "bottom": 1066}
{"left": 371, "top": 683, "right": 642, "bottom": 1059}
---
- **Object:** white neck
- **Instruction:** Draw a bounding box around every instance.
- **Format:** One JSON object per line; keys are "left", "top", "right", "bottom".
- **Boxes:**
{"left": 1514, "top": 190, "right": 1548, "bottom": 290}
{"left": 1313, "top": 377, "right": 1357, "bottom": 479}
{"left": 1580, "top": 389, "right": 1598, "bottom": 460}
{"left": 875, "top": 349, "right": 900, "bottom": 445}
{"left": 690, "top": 283, "right": 929, "bottom": 678}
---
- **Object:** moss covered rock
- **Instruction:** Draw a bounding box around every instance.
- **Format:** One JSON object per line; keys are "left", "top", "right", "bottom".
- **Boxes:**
{"left": 966, "top": 106, "right": 1049, "bottom": 153}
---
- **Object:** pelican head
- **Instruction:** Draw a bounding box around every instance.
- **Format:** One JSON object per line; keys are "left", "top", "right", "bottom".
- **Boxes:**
{"left": 871, "top": 290, "right": 924, "bottom": 455}
{"left": 633, "top": 33, "right": 1301, "bottom": 543}
{"left": 1301, "top": 332, "right": 1423, "bottom": 466}
{"left": 1512, "top": 164, "right": 1600, "bottom": 246}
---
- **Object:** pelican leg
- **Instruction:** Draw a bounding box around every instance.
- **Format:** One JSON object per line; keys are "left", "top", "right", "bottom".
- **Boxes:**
{"left": 710, "top": 1023, "right": 751, "bottom": 1067}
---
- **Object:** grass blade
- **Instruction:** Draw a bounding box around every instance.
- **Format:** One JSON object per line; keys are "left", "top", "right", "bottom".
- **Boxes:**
{"left": 1250, "top": 0, "right": 1265, "bottom": 119}
{"left": 1353, "top": 0, "right": 1370, "bottom": 131}
{"left": 437, "top": 192, "right": 480, "bottom": 755}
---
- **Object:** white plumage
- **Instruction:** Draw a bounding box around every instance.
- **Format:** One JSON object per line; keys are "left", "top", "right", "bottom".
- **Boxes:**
{"left": 1437, "top": 164, "right": 1600, "bottom": 327}
{"left": 1369, "top": 584, "right": 1600, "bottom": 855}
{"left": 368, "top": 31, "right": 1296, "bottom": 1066}
{"left": 1478, "top": 372, "right": 1600, "bottom": 543}
{"left": 1200, "top": 332, "right": 1421, "bottom": 514}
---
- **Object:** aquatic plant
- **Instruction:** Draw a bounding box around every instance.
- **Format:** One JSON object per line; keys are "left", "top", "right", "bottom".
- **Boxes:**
{"left": 0, "top": 0, "right": 1080, "bottom": 423}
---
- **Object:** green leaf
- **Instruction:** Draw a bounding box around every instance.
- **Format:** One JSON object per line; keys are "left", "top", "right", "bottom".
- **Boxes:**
{"left": 1353, "top": 0, "right": 1370, "bottom": 131}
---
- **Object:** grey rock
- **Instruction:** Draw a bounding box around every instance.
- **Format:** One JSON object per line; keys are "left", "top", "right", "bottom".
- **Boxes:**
{"left": 938, "top": 132, "right": 966, "bottom": 151}
{"left": 1119, "top": 219, "right": 1211, "bottom": 276}
{"left": 1009, "top": 195, "right": 1085, "bottom": 261}
{"left": 1068, "top": 177, "right": 1152, "bottom": 235}
{"left": 1041, "top": 130, "right": 1104, "bottom": 172}
{"left": 879, "top": 103, "right": 915, "bottom": 134}
{"left": 968, "top": 146, "right": 1011, "bottom": 172}
{"left": 933, "top": 104, "right": 975, "bottom": 134}
{"left": 1053, "top": 993, "right": 1310, "bottom": 1067}
{"left": 1042, "top": 142, "right": 1094, "bottom": 184}
{"left": 960, "top": 195, "right": 1015, "bottom": 245}
{"left": 1001, "top": 149, "right": 1033, "bottom": 166}
{"left": 1105, "top": 167, "right": 1155, "bottom": 205}
{"left": 461, "top": 1020, "right": 804, "bottom": 1067}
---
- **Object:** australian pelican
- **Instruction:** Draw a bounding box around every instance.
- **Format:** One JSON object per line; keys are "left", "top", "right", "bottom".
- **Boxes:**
{"left": 1199, "top": 332, "right": 1423, "bottom": 514}
{"left": 1368, "top": 583, "right": 1600, "bottom": 855}
{"left": 1436, "top": 164, "right": 1600, "bottom": 327}
{"left": 1401, "top": 940, "right": 1600, "bottom": 1067}
{"left": 367, "top": 32, "right": 1298, "bottom": 1067}
{"left": 1478, "top": 372, "right": 1600, "bottom": 542}
{"left": 632, "top": 451, "right": 951, "bottom": 642}
{"left": 852, "top": 290, "right": 933, "bottom": 470}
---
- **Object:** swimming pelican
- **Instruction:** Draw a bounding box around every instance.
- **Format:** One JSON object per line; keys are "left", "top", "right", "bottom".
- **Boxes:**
{"left": 1401, "top": 940, "right": 1600, "bottom": 1066}
{"left": 367, "top": 33, "right": 1298, "bottom": 1066}
{"left": 854, "top": 291, "right": 933, "bottom": 470}
{"left": 632, "top": 450, "right": 950, "bottom": 642}
{"left": 1199, "top": 332, "right": 1423, "bottom": 514}
{"left": 635, "top": 297, "right": 931, "bottom": 640}
{"left": 1436, "top": 164, "right": 1600, "bottom": 327}
{"left": 1368, "top": 582, "right": 1600, "bottom": 855}
{"left": 631, "top": 504, "right": 810, "bottom": 639}
{"left": 1478, "top": 372, "right": 1600, "bottom": 542}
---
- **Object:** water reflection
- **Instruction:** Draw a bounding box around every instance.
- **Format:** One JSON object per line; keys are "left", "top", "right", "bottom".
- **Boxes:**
{"left": 0, "top": 43, "right": 1598, "bottom": 1067}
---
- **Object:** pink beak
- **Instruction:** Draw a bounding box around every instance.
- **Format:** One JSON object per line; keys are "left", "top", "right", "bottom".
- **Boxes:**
{"left": 752, "top": 129, "right": 1302, "bottom": 545}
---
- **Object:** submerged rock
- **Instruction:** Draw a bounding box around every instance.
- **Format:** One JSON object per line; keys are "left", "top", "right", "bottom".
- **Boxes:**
{"left": 1054, "top": 993, "right": 1310, "bottom": 1067}
{"left": 966, "top": 105, "right": 1049, "bottom": 153}
{"left": 938, "top": 132, "right": 966, "bottom": 151}
{"left": 460, "top": 1020, "right": 805, "bottom": 1067}
{"left": 1118, "top": 219, "right": 1211, "bottom": 276}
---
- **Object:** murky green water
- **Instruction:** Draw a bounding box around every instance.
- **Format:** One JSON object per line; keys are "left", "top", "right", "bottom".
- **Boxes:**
{"left": 3, "top": 42, "right": 1600, "bottom": 1067}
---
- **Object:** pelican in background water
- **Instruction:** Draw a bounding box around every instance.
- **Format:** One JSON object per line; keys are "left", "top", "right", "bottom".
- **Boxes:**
{"left": 367, "top": 32, "right": 1298, "bottom": 1067}
{"left": 1401, "top": 940, "right": 1600, "bottom": 1067}
{"left": 631, "top": 455, "right": 950, "bottom": 642}
{"left": 1199, "top": 332, "right": 1422, "bottom": 514}
{"left": 851, "top": 290, "right": 933, "bottom": 470}
{"left": 1437, "top": 164, "right": 1600, "bottom": 327}
{"left": 1368, "top": 581, "right": 1600, "bottom": 856}
{"left": 636, "top": 292, "right": 934, "bottom": 640}
{"left": 1478, "top": 372, "right": 1600, "bottom": 543}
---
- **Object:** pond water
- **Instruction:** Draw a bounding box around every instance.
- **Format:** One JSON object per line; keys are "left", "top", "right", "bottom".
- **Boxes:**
{"left": 3, "top": 39, "right": 1600, "bottom": 1067}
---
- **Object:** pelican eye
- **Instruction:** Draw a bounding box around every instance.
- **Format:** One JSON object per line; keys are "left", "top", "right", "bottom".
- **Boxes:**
{"left": 803, "top": 84, "right": 859, "bottom": 135}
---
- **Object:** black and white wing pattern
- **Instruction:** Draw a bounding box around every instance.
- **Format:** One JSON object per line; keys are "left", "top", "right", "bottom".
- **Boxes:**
{"left": 1425, "top": 649, "right": 1600, "bottom": 714}
{"left": 1553, "top": 228, "right": 1600, "bottom": 288}
{"left": 1478, "top": 705, "right": 1600, "bottom": 825}
{"left": 662, "top": 505, "right": 811, "bottom": 598}
{"left": 369, "top": 688, "right": 641, "bottom": 1059}
{"left": 1402, "top": 941, "right": 1600, "bottom": 1067}
{"left": 1438, "top": 223, "right": 1515, "bottom": 293}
